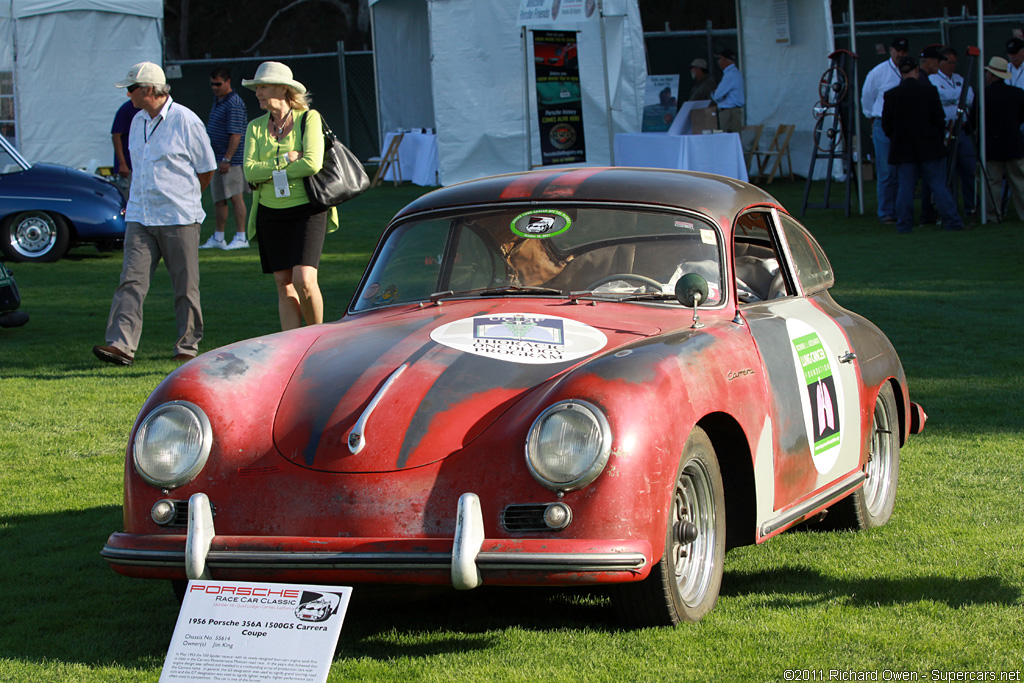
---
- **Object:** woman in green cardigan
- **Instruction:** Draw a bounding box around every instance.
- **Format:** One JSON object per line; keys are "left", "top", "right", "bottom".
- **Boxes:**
{"left": 242, "top": 61, "right": 338, "bottom": 330}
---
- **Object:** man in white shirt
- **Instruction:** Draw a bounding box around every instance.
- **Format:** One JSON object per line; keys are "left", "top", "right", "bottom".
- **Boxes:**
{"left": 861, "top": 37, "right": 909, "bottom": 223}
{"left": 93, "top": 62, "right": 217, "bottom": 366}
{"left": 1007, "top": 38, "right": 1024, "bottom": 91}
{"left": 929, "top": 46, "right": 976, "bottom": 217}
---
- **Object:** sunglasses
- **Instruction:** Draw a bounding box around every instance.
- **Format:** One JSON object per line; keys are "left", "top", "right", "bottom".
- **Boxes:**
{"left": 127, "top": 84, "right": 141, "bottom": 93}
{"left": 210, "top": 81, "right": 224, "bottom": 87}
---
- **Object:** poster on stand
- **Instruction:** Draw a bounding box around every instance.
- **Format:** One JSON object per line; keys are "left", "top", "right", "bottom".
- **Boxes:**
{"left": 534, "top": 30, "right": 586, "bottom": 165}
{"left": 159, "top": 580, "right": 352, "bottom": 683}
{"left": 641, "top": 75, "right": 680, "bottom": 132}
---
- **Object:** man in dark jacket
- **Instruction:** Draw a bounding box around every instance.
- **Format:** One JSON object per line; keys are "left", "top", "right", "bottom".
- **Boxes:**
{"left": 882, "top": 56, "right": 963, "bottom": 232}
{"left": 983, "top": 57, "right": 1024, "bottom": 221}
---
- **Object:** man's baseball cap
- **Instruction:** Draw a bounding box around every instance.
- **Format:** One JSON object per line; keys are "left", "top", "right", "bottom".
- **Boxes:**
{"left": 1007, "top": 38, "right": 1024, "bottom": 55}
{"left": 890, "top": 37, "right": 909, "bottom": 51}
{"left": 920, "top": 44, "right": 946, "bottom": 61}
{"left": 115, "top": 62, "right": 166, "bottom": 88}
{"left": 897, "top": 56, "right": 918, "bottom": 74}
{"left": 715, "top": 47, "right": 737, "bottom": 61}
{"left": 690, "top": 58, "right": 708, "bottom": 70}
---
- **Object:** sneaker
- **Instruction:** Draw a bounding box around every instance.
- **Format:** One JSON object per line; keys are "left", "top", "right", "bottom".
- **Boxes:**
{"left": 200, "top": 235, "right": 227, "bottom": 249}
{"left": 224, "top": 236, "right": 250, "bottom": 250}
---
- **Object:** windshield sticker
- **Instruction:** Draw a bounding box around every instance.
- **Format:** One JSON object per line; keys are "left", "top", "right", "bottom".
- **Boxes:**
{"left": 787, "top": 319, "right": 843, "bottom": 474}
{"left": 430, "top": 313, "right": 607, "bottom": 364}
{"left": 510, "top": 209, "right": 572, "bottom": 239}
{"left": 674, "top": 221, "right": 694, "bottom": 230}
{"left": 700, "top": 229, "right": 717, "bottom": 246}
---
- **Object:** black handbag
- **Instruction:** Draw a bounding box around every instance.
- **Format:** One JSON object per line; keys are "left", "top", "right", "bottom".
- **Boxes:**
{"left": 300, "top": 110, "right": 369, "bottom": 211}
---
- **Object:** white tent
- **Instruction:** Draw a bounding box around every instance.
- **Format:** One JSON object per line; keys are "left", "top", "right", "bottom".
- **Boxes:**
{"left": 370, "top": 0, "right": 646, "bottom": 186}
{"left": 738, "top": 0, "right": 836, "bottom": 181}
{"left": 0, "top": 0, "right": 163, "bottom": 169}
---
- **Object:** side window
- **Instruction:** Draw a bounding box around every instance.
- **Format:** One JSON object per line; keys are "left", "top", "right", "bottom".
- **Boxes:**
{"left": 778, "top": 214, "right": 834, "bottom": 294}
{"left": 733, "top": 211, "right": 790, "bottom": 303}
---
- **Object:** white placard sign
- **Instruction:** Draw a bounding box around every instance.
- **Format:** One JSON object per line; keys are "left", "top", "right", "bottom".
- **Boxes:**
{"left": 160, "top": 581, "right": 352, "bottom": 683}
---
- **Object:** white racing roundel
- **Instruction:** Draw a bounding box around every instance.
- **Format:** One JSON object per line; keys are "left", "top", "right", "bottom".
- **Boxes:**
{"left": 430, "top": 313, "right": 607, "bottom": 365}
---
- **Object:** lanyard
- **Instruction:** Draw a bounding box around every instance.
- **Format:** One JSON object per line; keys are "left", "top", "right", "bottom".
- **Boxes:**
{"left": 145, "top": 103, "right": 170, "bottom": 143}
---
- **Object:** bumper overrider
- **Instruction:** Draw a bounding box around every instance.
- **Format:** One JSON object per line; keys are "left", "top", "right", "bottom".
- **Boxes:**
{"left": 101, "top": 493, "right": 650, "bottom": 589}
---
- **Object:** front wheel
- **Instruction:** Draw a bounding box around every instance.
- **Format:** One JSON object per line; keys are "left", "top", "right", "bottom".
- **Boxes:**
{"left": 612, "top": 426, "right": 725, "bottom": 626}
{"left": 2, "top": 211, "right": 70, "bottom": 262}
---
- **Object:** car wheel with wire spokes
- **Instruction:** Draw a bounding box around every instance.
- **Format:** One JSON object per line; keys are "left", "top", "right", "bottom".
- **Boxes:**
{"left": 612, "top": 426, "right": 725, "bottom": 626}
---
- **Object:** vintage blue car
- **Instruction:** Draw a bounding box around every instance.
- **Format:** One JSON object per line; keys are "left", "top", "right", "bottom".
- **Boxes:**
{"left": 0, "top": 136, "right": 126, "bottom": 262}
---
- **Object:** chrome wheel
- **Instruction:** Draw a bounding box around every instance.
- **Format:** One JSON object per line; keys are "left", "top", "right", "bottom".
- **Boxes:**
{"left": 3, "top": 211, "right": 69, "bottom": 262}
{"left": 674, "top": 458, "right": 718, "bottom": 608}
{"left": 862, "top": 387, "right": 896, "bottom": 517}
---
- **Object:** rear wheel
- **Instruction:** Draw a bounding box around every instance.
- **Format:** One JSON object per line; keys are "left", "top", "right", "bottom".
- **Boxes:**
{"left": 827, "top": 383, "right": 900, "bottom": 530}
{"left": 2, "top": 211, "right": 70, "bottom": 262}
{"left": 612, "top": 427, "right": 725, "bottom": 626}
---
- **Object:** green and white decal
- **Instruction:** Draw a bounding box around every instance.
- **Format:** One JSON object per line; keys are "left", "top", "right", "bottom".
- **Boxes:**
{"left": 787, "top": 319, "right": 844, "bottom": 473}
{"left": 510, "top": 209, "right": 572, "bottom": 239}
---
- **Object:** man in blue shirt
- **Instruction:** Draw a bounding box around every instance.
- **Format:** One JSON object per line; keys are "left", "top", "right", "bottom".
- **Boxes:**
{"left": 711, "top": 47, "right": 744, "bottom": 133}
{"left": 201, "top": 67, "right": 249, "bottom": 250}
{"left": 110, "top": 98, "right": 140, "bottom": 194}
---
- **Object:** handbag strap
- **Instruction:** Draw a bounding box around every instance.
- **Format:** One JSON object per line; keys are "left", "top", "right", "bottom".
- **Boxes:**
{"left": 299, "top": 109, "right": 336, "bottom": 143}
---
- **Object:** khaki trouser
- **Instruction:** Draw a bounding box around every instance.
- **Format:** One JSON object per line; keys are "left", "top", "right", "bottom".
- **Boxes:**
{"left": 104, "top": 221, "right": 203, "bottom": 357}
{"left": 717, "top": 107, "right": 743, "bottom": 133}
{"left": 986, "top": 158, "right": 1024, "bottom": 221}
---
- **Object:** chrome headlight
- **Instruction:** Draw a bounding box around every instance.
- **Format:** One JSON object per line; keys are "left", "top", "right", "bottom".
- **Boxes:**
{"left": 525, "top": 400, "right": 611, "bottom": 492}
{"left": 133, "top": 400, "right": 212, "bottom": 488}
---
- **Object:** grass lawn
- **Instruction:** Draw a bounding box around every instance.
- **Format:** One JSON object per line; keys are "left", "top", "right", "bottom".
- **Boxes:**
{"left": 1, "top": 178, "right": 1022, "bottom": 682}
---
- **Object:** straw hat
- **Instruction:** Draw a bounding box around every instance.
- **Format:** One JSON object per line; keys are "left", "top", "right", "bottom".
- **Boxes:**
{"left": 242, "top": 61, "right": 307, "bottom": 94}
{"left": 115, "top": 62, "right": 166, "bottom": 88}
{"left": 985, "top": 56, "right": 1011, "bottom": 80}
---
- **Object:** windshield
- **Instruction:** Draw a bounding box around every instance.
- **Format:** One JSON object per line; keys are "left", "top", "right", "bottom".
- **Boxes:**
{"left": 352, "top": 206, "right": 723, "bottom": 312}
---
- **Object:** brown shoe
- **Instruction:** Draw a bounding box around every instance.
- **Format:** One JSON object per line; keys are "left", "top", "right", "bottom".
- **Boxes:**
{"left": 93, "top": 344, "right": 134, "bottom": 366}
{"left": 173, "top": 353, "right": 196, "bottom": 363}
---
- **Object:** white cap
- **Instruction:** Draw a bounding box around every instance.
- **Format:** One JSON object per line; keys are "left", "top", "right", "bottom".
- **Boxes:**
{"left": 115, "top": 62, "right": 166, "bottom": 88}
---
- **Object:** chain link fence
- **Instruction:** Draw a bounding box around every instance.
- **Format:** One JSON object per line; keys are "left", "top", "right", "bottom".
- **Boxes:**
{"left": 166, "top": 44, "right": 379, "bottom": 163}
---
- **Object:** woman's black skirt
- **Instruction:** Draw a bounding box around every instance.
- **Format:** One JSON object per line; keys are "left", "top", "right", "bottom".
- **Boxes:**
{"left": 255, "top": 202, "right": 328, "bottom": 274}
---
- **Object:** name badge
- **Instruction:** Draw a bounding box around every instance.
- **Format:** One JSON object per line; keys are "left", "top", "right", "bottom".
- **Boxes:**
{"left": 272, "top": 169, "right": 290, "bottom": 198}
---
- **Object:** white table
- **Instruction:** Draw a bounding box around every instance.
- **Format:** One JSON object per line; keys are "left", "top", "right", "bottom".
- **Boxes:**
{"left": 613, "top": 132, "right": 749, "bottom": 182}
{"left": 380, "top": 131, "right": 440, "bottom": 186}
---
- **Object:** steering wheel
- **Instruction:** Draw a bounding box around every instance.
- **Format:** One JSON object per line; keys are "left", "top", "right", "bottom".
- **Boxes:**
{"left": 586, "top": 273, "right": 663, "bottom": 292}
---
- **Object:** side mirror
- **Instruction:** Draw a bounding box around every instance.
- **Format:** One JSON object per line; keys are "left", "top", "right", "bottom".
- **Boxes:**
{"left": 674, "top": 273, "right": 708, "bottom": 307}
{"left": 675, "top": 273, "right": 708, "bottom": 329}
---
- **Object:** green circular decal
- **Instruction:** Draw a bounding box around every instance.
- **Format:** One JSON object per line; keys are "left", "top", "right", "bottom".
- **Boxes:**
{"left": 510, "top": 209, "right": 572, "bottom": 239}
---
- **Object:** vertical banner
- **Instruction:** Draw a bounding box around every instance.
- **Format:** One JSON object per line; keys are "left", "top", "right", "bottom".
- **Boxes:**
{"left": 533, "top": 30, "right": 586, "bottom": 165}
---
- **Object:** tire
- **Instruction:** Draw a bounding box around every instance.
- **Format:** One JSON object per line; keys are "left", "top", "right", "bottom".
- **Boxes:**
{"left": 612, "top": 427, "right": 726, "bottom": 626}
{"left": 826, "top": 383, "right": 900, "bottom": 530}
{"left": 2, "top": 211, "right": 71, "bottom": 263}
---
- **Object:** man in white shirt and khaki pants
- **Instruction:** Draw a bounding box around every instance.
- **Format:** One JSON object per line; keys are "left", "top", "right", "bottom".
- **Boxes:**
{"left": 93, "top": 62, "right": 217, "bottom": 367}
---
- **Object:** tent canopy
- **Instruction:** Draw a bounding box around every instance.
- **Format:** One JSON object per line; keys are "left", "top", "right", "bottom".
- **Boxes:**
{"left": 371, "top": 0, "right": 646, "bottom": 186}
{"left": 1, "top": 0, "right": 163, "bottom": 168}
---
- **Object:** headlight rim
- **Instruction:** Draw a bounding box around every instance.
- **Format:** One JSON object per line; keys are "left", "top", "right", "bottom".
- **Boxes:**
{"left": 132, "top": 400, "right": 212, "bottom": 489}
{"left": 525, "top": 399, "right": 612, "bottom": 492}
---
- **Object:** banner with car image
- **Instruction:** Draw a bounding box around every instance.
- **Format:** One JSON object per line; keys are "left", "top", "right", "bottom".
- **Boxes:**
{"left": 533, "top": 30, "right": 586, "bottom": 165}
{"left": 160, "top": 581, "right": 351, "bottom": 683}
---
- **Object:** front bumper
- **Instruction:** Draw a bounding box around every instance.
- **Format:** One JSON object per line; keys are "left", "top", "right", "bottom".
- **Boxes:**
{"left": 101, "top": 493, "right": 650, "bottom": 588}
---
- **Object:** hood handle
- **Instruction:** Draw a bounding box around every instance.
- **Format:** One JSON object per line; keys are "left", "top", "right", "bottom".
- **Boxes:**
{"left": 347, "top": 364, "right": 408, "bottom": 455}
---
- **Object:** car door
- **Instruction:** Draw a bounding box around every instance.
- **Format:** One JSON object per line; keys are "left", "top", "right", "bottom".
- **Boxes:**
{"left": 734, "top": 209, "right": 863, "bottom": 520}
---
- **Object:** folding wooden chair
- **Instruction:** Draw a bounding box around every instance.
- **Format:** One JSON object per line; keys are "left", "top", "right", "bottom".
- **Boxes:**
{"left": 370, "top": 132, "right": 404, "bottom": 187}
{"left": 752, "top": 124, "right": 795, "bottom": 184}
{"left": 741, "top": 124, "right": 764, "bottom": 172}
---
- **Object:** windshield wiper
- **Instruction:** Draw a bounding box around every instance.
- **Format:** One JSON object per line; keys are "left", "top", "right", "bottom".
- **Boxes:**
{"left": 477, "top": 286, "right": 566, "bottom": 296}
{"left": 616, "top": 292, "right": 680, "bottom": 303}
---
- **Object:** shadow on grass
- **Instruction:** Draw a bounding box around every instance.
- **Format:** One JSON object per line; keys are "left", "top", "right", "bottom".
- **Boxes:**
{"left": 721, "top": 566, "right": 1020, "bottom": 609}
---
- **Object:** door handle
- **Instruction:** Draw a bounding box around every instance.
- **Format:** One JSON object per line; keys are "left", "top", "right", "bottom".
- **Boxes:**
{"left": 839, "top": 351, "right": 857, "bottom": 364}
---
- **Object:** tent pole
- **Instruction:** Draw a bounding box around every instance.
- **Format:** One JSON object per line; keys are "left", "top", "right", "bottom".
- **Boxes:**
{"left": 978, "top": 0, "right": 986, "bottom": 225}
{"left": 369, "top": 5, "right": 383, "bottom": 158}
{"left": 599, "top": 0, "right": 615, "bottom": 165}
{"left": 849, "top": 0, "right": 863, "bottom": 214}
{"left": 522, "top": 27, "right": 533, "bottom": 169}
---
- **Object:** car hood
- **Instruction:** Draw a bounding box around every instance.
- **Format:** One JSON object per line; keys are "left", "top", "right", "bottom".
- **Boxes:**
{"left": 15, "top": 163, "right": 124, "bottom": 204}
{"left": 273, "top": 300, "right": 660, "bottom": 473}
